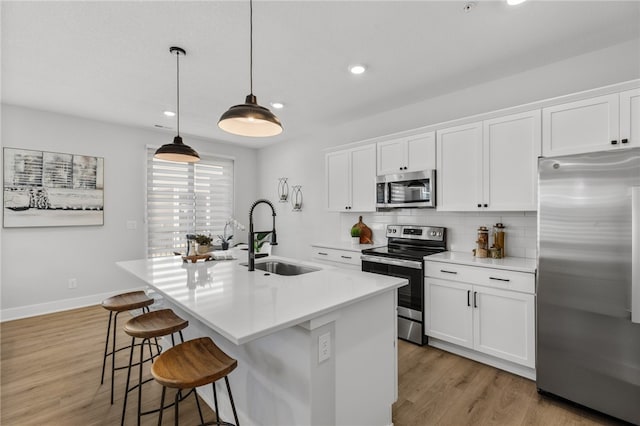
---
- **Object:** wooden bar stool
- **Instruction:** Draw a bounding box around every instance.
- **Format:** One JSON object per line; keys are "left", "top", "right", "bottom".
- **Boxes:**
{"left": 102, "top": 291, "right": 155, "bottom": 404}
{"left": 121, "top": 308, "right": 189, "bottom": 426}
{"left": 151, "top": 337, "right": 240, "bottom": 426}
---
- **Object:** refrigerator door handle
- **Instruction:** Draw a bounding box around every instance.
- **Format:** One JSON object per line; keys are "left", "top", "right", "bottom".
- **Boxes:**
{"left": 632, "top": 187, "right": 640, "bottom": 324}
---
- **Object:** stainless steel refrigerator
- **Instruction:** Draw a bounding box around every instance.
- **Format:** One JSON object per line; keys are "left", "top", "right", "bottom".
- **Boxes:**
{"left": 537, "top": 147, "right": 640, "bottom": 424}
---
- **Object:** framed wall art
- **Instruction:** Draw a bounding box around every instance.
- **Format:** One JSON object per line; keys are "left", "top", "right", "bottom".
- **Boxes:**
{"left": 3, "top": 148, "right": 104, "bottom": 228}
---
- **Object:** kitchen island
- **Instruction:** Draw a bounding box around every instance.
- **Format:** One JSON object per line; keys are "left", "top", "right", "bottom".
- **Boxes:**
{"left": 117, "top": 254, "right": 406, "bottom": 426}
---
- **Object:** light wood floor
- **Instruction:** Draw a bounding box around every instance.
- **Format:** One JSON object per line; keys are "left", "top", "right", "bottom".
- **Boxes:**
{"left": 1, "top": 305, "right": 214, "bottom": 425}
{"left": 1, "top": 305, "right": 627, "bottom": 426}
{"left": 393, "top": 340, "right": 625, "bottom": 426}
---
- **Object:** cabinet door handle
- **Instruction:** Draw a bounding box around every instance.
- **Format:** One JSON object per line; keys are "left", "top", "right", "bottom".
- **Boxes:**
{"left": 483, "top": 204, "right": 488, "bottom": 208}
{"left": 340, "top": 255, "right": 352, "bottom": 259}
{"left": 477, "top": 203, "right": 482, "bottom": 208}
{"left": 474, "top": 291, "right": 478, "bottom": 308}
{"left": 467, "top": 290, "right": 471, "bottom": 307}
{"left": 611, "top": 140, "right": 618, "bottom": 145}
{"left": 622, "top": 138, "right": 629, "bottom": 144}
{"left": 489, "top": 276, "right": 511, "bottom": 282}
{"left": 317, "top": 252, "right": 328, "bottom": 256}
{"left": 440, "top": 269, "right": 458, "bottom": 275}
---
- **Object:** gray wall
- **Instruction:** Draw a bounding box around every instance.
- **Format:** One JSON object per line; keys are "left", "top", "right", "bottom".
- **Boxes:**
{"left": 0, "top": 105, "right": 258, "bottom": 318}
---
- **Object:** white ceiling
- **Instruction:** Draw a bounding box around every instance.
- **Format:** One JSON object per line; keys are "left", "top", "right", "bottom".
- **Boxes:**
{"left": 2, "top": 1, "right": 639, "bottom": 149}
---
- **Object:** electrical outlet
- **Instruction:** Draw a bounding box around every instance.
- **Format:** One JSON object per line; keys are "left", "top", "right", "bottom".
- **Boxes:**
{"left": 126, "top": 220, "right": 137, "bottom": 230}
{"left": 68, "top": 278, "right": 77, "bottom": 289}
{"left": 318, "top": 332, "right": 331, "bottom": 363}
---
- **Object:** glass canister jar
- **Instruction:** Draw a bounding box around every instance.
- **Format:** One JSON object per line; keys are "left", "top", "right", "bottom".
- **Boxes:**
{"left": 493, "top": 223, "right": 506, "bottom": 257}
{"left": 476, "top": 226, "right": 489, "bottom": 258}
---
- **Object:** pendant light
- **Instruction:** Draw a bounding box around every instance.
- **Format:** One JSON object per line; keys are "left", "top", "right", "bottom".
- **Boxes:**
{"left": 154, "top": 46, "right": 200, "bottom": 163}
{"left": 218, "top": 0, "right": 283, "bottom": 137}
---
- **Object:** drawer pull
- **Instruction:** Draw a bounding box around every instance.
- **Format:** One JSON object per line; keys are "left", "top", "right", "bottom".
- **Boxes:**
{"left": 489, "top": 276, "right": 511, "bottom": 282}
{"left": 341, "top": 255, "right": 352, "bottom": 259}
{"left": 440, "top": 269, "right": 458, "bottom": 274}
{"left": 317, "top": 252, "right": 329, "bottom": 256}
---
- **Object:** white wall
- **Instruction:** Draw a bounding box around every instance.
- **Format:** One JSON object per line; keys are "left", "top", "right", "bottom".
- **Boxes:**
{"left": 0, "top": 105, "right": 258, "bottom": 319}
{"left": 257, "top": 39, "right": 640, "bottom": 261}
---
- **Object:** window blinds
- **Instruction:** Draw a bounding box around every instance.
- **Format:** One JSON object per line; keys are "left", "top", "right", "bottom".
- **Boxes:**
{"left": 146, "top": 148, "right": 234, "bottom": 257}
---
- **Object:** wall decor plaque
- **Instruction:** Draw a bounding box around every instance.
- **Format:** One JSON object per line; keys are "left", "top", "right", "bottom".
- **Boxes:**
{"left": 3, "top": 148, "right": 104, "bottom": 227}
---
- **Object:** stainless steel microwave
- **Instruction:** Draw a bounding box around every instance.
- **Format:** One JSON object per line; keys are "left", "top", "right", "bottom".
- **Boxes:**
{"left": 376, "top": 170, "right": 436, "bottom": 209}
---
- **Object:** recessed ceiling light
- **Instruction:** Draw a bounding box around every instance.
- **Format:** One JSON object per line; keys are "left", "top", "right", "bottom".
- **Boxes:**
{"left": 270, "top": 102, "right": 284, "bottom": 109}
{"left": 462, "top": 2, "right": 477, "bottom": 13}
{"left": 163, "top": 110, "right": 176, "bottom": 117}
{"left": 349, "top": 65, "right": 366, "bottom": 75}
{"left": 507, "top": 0, "right": 527, "bottom": 5}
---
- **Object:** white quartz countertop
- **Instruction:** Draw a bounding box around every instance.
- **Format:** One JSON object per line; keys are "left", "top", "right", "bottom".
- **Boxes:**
{"left": 425, "top": 251, "right": 537, "bottom": 273}
{"left": 117, "top": 254, "right": 406, "bottom": 345}
{"left": 311, "top": 241, "right": 385, "bottom": 252}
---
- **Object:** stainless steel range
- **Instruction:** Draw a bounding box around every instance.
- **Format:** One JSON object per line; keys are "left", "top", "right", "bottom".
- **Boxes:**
{"left": 361, "top": 225, "right": 447, "bottom": 345}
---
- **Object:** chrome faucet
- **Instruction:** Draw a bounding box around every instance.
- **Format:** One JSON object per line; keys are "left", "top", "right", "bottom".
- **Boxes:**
{"left": 248, "top": 199, "right": 278, "bottom": 271}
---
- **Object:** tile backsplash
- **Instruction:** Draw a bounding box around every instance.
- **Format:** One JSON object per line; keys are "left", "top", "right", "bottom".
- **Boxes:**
{"left": 340, "top": 209, "right": 537, "bottom": 259}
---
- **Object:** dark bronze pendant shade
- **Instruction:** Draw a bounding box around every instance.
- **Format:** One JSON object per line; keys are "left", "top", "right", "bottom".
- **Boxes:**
{"left": 154, "top": 135, "right": 200, "bottom": 162}
{"left": 155, "top": 46, "right": 200, "bottom": 163}
{"left": 218, "top": 94, "right": 282, "bottom": 137}
{"left": 218, "top": 0, "right": 283, "bottom": 138}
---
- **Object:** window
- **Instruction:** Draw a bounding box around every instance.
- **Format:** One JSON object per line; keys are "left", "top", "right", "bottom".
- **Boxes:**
{"left": 146, "top": 147, "right": 234, "bottom": 257}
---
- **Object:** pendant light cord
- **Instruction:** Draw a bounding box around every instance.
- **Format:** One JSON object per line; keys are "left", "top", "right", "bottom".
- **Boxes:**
{"left": 176, "top": 49, "right": 181, "bottom": 136}
{"left": 249, "top": 0, "right": 253, "bottom": 95}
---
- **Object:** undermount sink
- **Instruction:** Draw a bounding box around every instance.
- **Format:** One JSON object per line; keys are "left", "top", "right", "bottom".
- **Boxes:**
{"left": 241, "top": 261, "right": 321, "bottom": 276}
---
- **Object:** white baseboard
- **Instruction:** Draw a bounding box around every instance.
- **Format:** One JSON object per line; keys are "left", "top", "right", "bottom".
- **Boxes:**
{"left": 428, "top": 338, "right": 536, "bottom": 381}
{"left": 0, "top": 287, "right": 145, "bottom": 322}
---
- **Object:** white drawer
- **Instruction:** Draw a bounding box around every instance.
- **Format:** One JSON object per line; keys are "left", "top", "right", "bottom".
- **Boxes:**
{"left": 425, "top": 261, "right": 535, "bottom": 294}
{"left": 311, "top": 247, "right": 361, "bottom": 267}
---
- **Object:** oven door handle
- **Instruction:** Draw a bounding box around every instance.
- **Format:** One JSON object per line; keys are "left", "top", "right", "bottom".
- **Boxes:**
{"left": 361, "top": 255, "right": 422, "bottom": 269}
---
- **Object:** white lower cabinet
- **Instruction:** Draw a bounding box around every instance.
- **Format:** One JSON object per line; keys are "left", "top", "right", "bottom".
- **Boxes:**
{"left": 425, "top": 260, "right": 536, "bottom": 372}
{"left": 425, "top": 279, "right": 473, "bottom": 348}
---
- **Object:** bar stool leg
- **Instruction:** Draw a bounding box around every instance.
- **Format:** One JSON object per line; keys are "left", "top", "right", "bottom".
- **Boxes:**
{"left": 110, "top": 311, "right": 122, "bottom": 404}
{"left": 137, "top": 337, "right": 150, "bottom": 426}
{"left": 212, "top": 383, "right": 220, "bottom": 425}
{"left": 101, "top": 311, "right": 113, "bottom": 385}
{"left": 193, "top": 388, "right": 205, "bottom": 425}
{"left": 225, "top": 377, "right": 240, "bottom": 426}
{"left": 158, "top": 386, "right": 166, "bottom": 426}
{"left": 121, "top": 336, "right": 136, "bottom": 426}
{"left": 174, "top": 390, "right": 180, "bottom": 426}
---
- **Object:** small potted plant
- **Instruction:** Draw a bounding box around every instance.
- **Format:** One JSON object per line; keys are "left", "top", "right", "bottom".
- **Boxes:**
{"left": 217, "top": 233, "right": 233, "bottom": 250}
{"left": 350, "top": 227, "right": 361, "bottom": 245}
{"left": 217, "top": 217, "right": 245, "bottom": 250}
{"left": 194, "top": 233, "right": 213, "bottom": 254}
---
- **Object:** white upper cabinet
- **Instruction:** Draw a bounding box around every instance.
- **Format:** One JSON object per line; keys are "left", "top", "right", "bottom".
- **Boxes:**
{"left": 326, "top": 150, "right": 350, "bottom": 212}
{"left": 620, "top": 88, "right": 640, "bottom": 149}
{"left": 437, "top": 110, "right": 540, "bottom": 212}
{"left": 436, "top": 122, "right": 483, "bottom": 211}
{"left": 376, "top": 132, "right": 436, "bottom": 175}
{"left": 326, "top": 144, "right": 376, "bottom": 212}
{"left": 541, "top": 92, "right": 640, "bottom": 156}
{"left": 482, "top": 110, "right": 541, "bottom": 211}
